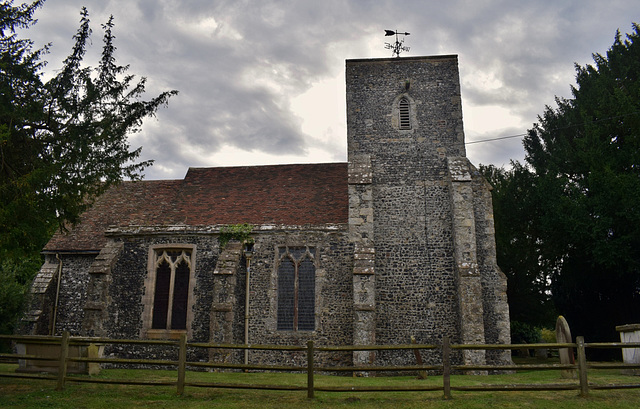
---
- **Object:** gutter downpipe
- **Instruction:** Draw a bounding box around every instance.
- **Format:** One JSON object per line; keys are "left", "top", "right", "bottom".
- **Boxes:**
{"left": 243, "top": 243, "right": 254, "bottom": 367}
{"left": 51, "top": 253, "right": 63, "bottom": 335}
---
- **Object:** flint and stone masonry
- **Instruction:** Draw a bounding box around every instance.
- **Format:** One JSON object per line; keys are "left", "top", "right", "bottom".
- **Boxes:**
{"left": 345, "top": 56, "right": 511, "bottom": 367}
{"left": 21, "top": 55, "right": 511, "bottom": 370}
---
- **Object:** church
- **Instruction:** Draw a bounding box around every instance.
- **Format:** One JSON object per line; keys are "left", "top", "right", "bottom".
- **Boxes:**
{"left": 22, "top": 55, "right": 511, "bottom": 368}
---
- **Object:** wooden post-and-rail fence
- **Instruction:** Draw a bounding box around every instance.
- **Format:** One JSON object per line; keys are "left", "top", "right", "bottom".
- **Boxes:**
{"left": 1, "top": 333, "right": 640, "bottom": 399}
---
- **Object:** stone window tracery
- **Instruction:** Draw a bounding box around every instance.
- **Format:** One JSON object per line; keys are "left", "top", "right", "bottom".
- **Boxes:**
{"left": 142, "top": 245, "right": 196, "bottom": 339}
{"left": 152, "top": 249, "right": 191, "bottom": 330}
{"left": 277, "top": 246, "right": 316, "bottom": 331}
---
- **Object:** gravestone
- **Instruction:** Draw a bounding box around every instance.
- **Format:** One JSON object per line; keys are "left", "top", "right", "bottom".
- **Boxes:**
{"left": 556, "top": 316, "right": 575, "bottom": 379}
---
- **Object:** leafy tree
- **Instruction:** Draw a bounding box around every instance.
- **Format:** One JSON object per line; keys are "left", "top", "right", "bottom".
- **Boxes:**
{"left": 0, "top": 0, "right": 177, "bottom": 336}
{"left": 488, "top": 23, "right": 640, "bottom": 350}
{"left": 481, "top": 163, "right": 556, "bottom": 330}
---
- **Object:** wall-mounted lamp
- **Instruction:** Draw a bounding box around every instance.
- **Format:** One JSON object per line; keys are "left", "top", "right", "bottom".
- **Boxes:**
{"left": 243, "top": 242, "right": 254, "bottom": 260}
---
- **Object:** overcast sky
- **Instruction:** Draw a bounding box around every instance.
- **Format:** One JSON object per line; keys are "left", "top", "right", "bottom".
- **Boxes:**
{"left": 20, "top": 0, "right": 640, "bottom": 180}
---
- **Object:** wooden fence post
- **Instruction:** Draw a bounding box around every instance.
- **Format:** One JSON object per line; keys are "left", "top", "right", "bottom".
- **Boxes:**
{"left": 442, "top": 336, "right": 452, "bottom": 400}
{"left": 576, "top": 336, "right": 589, "bottom": 397}
{"left": 177, "top": 333, "right": 187, "bottom": 395}
{"left": 56, "top": 331, "right": 70, "bottom": 391}
{"left": 307, "top": 340, "right": 314, "bottom": 399}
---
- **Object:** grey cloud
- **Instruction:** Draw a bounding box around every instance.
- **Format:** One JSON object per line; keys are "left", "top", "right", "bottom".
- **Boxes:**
{"left": 24, "top": 0, "right": 640, "bottom": 179}
{"left": 467, "top": 126, "right": 528, "bottom": 168}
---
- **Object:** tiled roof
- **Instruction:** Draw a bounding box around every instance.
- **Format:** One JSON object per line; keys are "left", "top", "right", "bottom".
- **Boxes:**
{"left": 44, "top": 163, "right": 348, "bottom": 252}
{"left": 43, "top": 179, "right": 183, "bottom": 252}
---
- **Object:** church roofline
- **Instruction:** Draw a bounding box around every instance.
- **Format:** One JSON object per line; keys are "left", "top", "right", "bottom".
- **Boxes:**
{"left": 43, "top": 162, "right": 349, "bottom": 252}
{"left": 185, "top": 161, "right": 346, "bottom": 173}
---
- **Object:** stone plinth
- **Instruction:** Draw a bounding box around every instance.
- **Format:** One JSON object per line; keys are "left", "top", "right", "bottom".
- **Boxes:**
{"left": 16, "top": 343, "right": 103, "bottom": 375}
{"left": 616, "top": 324, "right": 640, "bottom": 375}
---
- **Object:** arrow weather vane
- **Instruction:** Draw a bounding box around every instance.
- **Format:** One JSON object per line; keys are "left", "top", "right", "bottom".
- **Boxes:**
{"left": 385, "top": 30, "right": 410, "bottom": 57}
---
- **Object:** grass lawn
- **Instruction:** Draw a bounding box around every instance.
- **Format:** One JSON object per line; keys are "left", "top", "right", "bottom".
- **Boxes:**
{"left": 1, "top": 362, "right": 639, "bottom": 408}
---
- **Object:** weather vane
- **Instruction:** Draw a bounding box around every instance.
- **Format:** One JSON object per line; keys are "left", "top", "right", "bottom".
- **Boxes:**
{"left": 385, "top": 30, "right": 410, "bottom": 57}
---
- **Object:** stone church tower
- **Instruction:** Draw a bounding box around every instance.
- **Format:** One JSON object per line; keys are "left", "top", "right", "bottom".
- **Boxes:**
{"left": 347, "top": 55, "right": 511, "bottom": 366}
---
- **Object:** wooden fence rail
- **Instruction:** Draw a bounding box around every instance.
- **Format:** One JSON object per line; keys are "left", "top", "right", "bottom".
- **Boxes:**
{"left": 1, "top": 333, "right": 640, "bottom": 399}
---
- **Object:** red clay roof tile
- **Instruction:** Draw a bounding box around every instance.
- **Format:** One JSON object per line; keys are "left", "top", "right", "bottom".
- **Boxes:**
{"left": 44, "top": 163, "right": 348, "bottom": 251}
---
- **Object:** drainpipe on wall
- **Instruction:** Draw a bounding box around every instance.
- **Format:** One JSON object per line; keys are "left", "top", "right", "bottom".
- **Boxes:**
{"left": 50, "top": 253, "right": 63, "bottom": 335}
{"left": 243, "top": 242, "right": 254, "bottom": 367}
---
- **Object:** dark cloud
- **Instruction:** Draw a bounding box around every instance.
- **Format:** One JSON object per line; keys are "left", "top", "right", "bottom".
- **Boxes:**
{"left": 22, "top": 0, "right": 640, "bottom": 179}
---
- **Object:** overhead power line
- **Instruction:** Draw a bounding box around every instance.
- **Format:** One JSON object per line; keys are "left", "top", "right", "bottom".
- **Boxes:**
{"left": 464, "top": 110, "right": 640, "bottom": 146}
{"left": 466, "top": 133, "right": 527, "bottom": 145}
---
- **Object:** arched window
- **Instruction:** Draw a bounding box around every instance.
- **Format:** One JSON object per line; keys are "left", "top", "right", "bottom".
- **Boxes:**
{"left": 277, "top": 246, "right": 316, "bottom": 331}
{"left": 398, "top": 97, "right": 411, "bottom": 129}
{"left": 151, "top": 249, "right": 191, "bottom": 330}
{"left": 143, "top": 245, "right": 196, "bottom": 339}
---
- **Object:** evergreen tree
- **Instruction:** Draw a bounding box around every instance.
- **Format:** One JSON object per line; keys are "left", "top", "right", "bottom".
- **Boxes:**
{"left": 0, "top": 1, "right": 177, "bottom": 337}
{"left": 488, "top": 24, "right": 640, "bottom": 350}
{"left": 525, "top": 24, "right": 640, "bottom": 346}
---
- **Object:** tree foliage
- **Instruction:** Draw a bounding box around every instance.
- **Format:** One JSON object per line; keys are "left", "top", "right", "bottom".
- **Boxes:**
{"left": 486, "top": 23, "right": 640, "bottom": 348}
{"left": 0, "top": 0, "right": 177, "bottom": 335}
{"left": 481, "top": 162, "right": 556, "bottom": 329}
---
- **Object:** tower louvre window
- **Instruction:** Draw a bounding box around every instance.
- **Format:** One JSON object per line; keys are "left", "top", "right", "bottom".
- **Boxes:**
{"left": 399, "top": 97, "right": 411, "bottom": 129}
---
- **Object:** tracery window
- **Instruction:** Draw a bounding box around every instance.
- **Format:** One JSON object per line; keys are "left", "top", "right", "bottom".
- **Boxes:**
{"left": 152, "top": 249, "right": 191, "bottom": 330}
{"left": 277, "top": 246, "right": 316, "bottom": 331}
{"left": 143, "top": 245, "right": 196, "bottom": 339}
{"left": 399, "top": 96, "right": 411, "bottom": 129}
